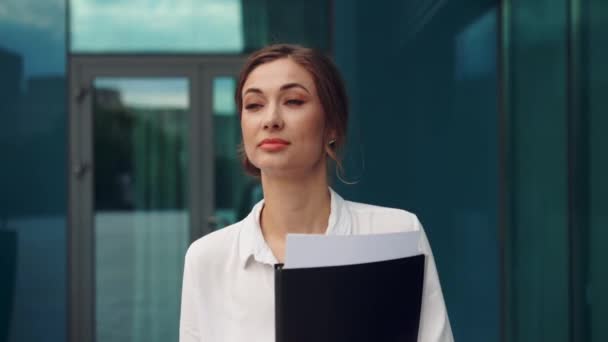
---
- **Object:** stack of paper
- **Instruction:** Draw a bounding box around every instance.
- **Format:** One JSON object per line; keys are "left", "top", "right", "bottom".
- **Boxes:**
{"left": 284, "top": 230, "right": 422, "bottom": 269}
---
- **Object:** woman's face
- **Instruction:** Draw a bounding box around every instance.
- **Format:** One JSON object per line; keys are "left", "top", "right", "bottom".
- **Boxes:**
{"left": 241, "top": 58, "right": 329, "bottom": 176}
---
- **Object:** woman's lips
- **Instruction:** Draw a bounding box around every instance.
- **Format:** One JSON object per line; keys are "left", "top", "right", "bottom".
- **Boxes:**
{"left": 259, "top": 138, "right": 290, "bottom": 151}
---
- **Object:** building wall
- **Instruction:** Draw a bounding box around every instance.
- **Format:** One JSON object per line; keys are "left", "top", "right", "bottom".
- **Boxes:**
{"left": 587, "top": 3, "right": 608, "bottom": 341}
{"left": 333, "top": 1, "right": 500, "bottom": 341}
{"left": 0, "top": 1, "right": 68, "bottom": 342}
{"left": 505, "top": 0, "right": 608, "bottom": 341}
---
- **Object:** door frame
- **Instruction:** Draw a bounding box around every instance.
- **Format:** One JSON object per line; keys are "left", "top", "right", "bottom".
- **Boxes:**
{"left": 68, "top": 55, "right": 244, "bottom": 342}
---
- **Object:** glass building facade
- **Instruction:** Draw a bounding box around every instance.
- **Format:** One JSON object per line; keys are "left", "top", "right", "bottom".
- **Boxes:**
{"left": 0, "top": 1, "right": 68, "bottom": 341}
{"left": 0, "top": 0, "right": 606, "bottom": 342}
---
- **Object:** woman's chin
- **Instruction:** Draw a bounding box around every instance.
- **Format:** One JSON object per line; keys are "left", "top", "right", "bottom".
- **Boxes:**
{"left": 253, "top": 156, "right": 293, "bottom": 170}
{"left": 259, "top": 166, "right": 298, "bottom": 177}
{"left": 258, "top": 162, "right": 326, "bottom": 180}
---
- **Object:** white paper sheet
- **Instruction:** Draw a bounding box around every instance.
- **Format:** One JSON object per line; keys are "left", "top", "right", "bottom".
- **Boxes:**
{"left": 284, "top": 231, "right": 422, "bottom": 269}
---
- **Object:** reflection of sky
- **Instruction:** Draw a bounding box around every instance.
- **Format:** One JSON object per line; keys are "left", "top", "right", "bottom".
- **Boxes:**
{"left": 95, "top": 78, "right": 189, "bottom": 109}
{"left": 71, "top": 0, "right": 243, "bottom": 52}
{"left": 213, "top": 77, "right": 236, "bottom": 116}
{"left": 94, "top": 77, "right": 241, "bottom": 111}
{"left": 0, "top": 0, "right": 66, "bottom": 78}
{"left": 0, "top": 0, "right": 243, "bottom": 78}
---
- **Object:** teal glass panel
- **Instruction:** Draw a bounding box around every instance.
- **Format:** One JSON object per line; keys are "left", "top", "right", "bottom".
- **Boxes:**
{"left": 505, "top": 1, "right": 569, "bottom": 341}
{"left": 93, "top": 78, "right": 190, "bottom": 342}
{"left": 333, "top": 1, "right": 499, "bottom": 341}
{"left": 212, "top": 76, "right": 260, "bottom": 228}
{"left": 586, "top": 0, "right": 608, "bottom": 340}
{"left": 70, "top": 0, "right": 330, "bottom": 53}
{"left": 242, "top": 0, "right": 330, "bottom": 52}
{"left": 0, "top": 1, "right": 67, "bottom": 342}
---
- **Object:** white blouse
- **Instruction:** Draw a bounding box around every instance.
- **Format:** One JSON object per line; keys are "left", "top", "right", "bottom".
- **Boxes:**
{"left": 180, "top": 188, "right": 454, "bottom": 342}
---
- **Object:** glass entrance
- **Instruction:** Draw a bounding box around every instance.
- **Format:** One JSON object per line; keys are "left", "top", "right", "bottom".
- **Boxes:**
{"left": 69, "top": 56, "right": 245, "bottom": 342}
{"left": 92, "top": 77, "right": 190, "bottom": 342}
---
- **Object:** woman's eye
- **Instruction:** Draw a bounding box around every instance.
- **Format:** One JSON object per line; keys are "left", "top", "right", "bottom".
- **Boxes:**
{"left": 245, "top": 103, "right": 262, "bottom": 110}
{"left": 285, "top": 99, "right": 304, "bottom": 106}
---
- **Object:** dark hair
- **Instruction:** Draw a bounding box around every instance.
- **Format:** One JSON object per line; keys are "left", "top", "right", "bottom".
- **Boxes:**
{"left": 235, "top": 44, "right": 349, "bottom": 177}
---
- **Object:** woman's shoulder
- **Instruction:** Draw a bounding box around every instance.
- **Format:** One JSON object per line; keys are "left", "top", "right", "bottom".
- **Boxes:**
{"left": 343, "top": 200, "right": 423, "bottom": 234}
{"left": 184, "top": 220, "right": 244, "bottom": 267}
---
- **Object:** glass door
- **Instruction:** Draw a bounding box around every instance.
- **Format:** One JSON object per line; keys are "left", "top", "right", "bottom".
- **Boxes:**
{"left": 69, "top": 57, "right": 216, "bottom": 342}
{"left": 92, "top": 77, "right": 191, "bottom": 342}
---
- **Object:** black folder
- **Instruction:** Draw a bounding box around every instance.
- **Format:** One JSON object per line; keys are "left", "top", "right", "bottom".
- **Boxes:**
{"left": 274, "top": 254, "right": 425, "bottom": 342}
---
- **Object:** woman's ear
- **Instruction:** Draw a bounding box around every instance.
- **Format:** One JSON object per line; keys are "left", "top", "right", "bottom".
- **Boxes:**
{"left": 326, "top": 128, "right": 337, "bottom": 146}
{"left": 325, "top": 131, "right": 338, "bottom": 157}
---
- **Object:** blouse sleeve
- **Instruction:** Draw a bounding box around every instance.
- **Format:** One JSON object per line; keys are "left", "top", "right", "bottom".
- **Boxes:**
{"left": 180, "top": 247, "right": 201, "bottom": 342}
{"left": 415, "top": 216, "right": 455, "bottom": 342}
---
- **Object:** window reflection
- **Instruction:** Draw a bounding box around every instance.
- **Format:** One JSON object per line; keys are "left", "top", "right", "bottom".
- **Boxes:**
{"left": 0, "top": 1, "right": 67, "bottom": 342}
{"left": 70, "top": 0, "right": 331, "bottom": 53}
{"left": 71, "top": 0, "right": 244, "bottom": 52}
{"left": 93, "top": 78, "right": 190, "bottom": 342}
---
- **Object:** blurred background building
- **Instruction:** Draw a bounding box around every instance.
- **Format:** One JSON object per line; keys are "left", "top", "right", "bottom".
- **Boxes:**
{"left": 0, "top": 0, "right": 606, "bottom": 341}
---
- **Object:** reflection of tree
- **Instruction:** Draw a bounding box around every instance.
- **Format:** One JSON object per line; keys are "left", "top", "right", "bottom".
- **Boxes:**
{"left": 94, "top": 89, "right": 187, "bottom": 211}
{"left": 214, "top": 156, "right": 234, "bottom": 209}
{"left": 131, "top": 108, "right": 187, "bottom": 211}
{"left": 94, "top": 92, "right": 135, "bottom": 210}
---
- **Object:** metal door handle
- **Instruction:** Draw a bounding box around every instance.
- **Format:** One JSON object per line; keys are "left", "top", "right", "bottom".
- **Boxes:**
{"left": 73, "top": 162, "right": 90, "bottom": 179}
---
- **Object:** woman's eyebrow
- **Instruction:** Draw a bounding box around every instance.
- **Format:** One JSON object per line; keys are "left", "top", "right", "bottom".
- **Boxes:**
{"left": 243, "top": 88, "right": 263, "bottom": 96}
{"left": 280, "top": 83, "right": 310, "bottom": 94}
{"left": 243, "top": 83, "right": 310, "bottom": 96}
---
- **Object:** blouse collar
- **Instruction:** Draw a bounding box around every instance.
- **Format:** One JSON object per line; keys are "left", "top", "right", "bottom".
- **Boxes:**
{"left": 238, "top": 187, "right": 352, "bottom": 268}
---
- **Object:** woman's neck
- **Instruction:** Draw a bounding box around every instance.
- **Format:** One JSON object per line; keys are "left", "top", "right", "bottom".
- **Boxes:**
{"left": 259, "top": 168, "right": 331, "bottom": 262}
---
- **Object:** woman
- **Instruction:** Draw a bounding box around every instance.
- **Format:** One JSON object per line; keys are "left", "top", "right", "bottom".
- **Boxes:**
{"left": 180, "top": 44, "right": 454, "bottom": 342}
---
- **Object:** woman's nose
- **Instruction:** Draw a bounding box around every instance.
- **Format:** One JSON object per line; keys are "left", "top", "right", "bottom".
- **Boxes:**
{"left": 262, "top": 104, "right": 284, "bottom": 130}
